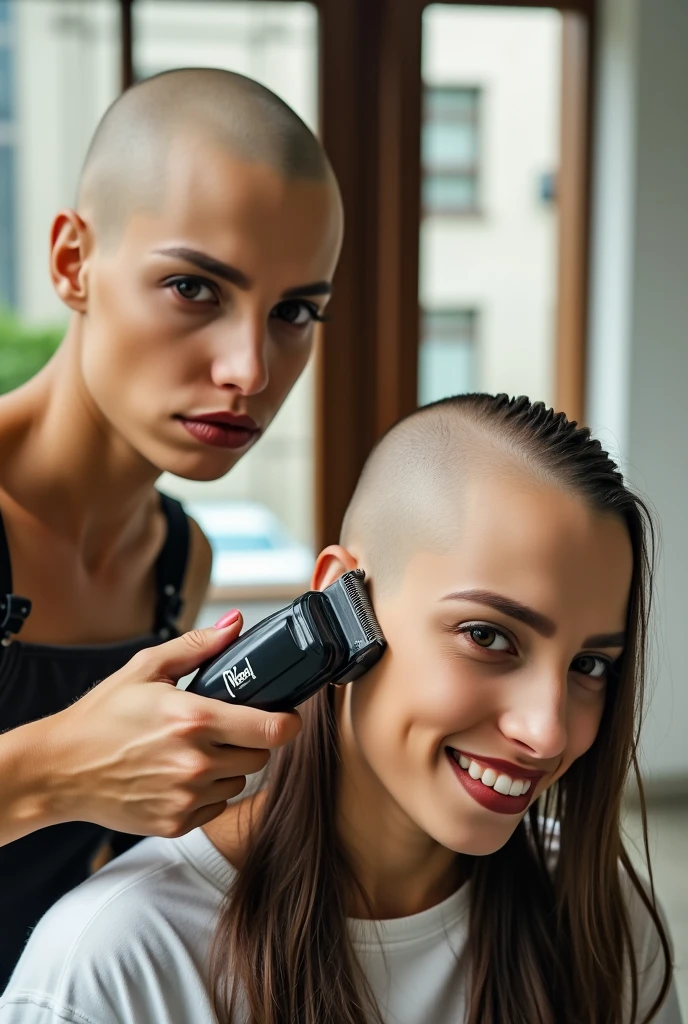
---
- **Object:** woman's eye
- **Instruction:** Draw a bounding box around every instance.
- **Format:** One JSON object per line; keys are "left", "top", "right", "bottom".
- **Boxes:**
{"left": 271, "top": 299, "right": 324, "bottom": 327}
{"left": 570, "top": 654, "right": 609, "bottom": 679}
{"left": 466, "top": 627, "right": 512, "bottom": 652}
{"left": 170, "top": 277, "right": 216, "bottom": 303}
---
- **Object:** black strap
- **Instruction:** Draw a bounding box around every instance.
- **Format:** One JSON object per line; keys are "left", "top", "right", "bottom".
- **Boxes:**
{"left": 0, "top": 497, "right": 187, "bottom": 645}
{"left": 153, "top": 493, "right": 190, "bottom": 639}
{"left": 0, "top": 507, "right": 32, "bottom": 643}
{"left": 0, "top": 506, "right": 13, "bottom": 595}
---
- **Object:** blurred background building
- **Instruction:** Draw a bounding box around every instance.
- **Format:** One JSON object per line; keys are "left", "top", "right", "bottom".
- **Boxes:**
{"left": 0, "top": 0, "right": 686, "bottom": 1004}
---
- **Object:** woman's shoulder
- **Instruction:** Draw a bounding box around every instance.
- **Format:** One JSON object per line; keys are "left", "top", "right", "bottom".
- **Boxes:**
{"left": 0, "top": 830, "right": 234, "bottom": 1024}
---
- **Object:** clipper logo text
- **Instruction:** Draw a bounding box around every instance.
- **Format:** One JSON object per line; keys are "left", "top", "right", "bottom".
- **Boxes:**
{"left": 222, "top": 657, "right": 257, "bottom": 696}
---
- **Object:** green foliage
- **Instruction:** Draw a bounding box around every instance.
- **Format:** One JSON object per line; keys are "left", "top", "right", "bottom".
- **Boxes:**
{"left": 0, "top": 308, "right": 64, "bottom": 394}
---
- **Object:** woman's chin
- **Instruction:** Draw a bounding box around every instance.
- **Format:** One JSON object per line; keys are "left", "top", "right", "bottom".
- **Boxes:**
{"left": 423, "top": 814, "right": 522, "bottom": 858}
{"left": 156, "top": 447, "right": 242, "bottom": 482}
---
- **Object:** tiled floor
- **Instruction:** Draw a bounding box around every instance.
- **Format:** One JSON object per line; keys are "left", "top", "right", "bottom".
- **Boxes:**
{"left": 624, "top": 801, "right": 688, "bottom": 1017}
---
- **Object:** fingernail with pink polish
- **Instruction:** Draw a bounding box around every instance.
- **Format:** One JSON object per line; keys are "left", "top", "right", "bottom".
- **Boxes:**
{"left": 214, "top": 609, "right": 240, "bottom": 629}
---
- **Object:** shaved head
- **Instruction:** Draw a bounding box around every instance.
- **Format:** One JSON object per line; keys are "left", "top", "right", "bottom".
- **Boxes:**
{"left": 341, "top": 395, "right": 626, "bottom": 594}
{"left": 77, "top": 67, "right": 334, "bottom": 246}
{"left": 341, "top": 400, "right": 494, "bottom": 593}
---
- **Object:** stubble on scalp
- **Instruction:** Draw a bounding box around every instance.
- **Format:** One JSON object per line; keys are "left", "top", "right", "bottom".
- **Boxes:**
{"left": 77, "top": 67, "right": 335, "bottom": 249}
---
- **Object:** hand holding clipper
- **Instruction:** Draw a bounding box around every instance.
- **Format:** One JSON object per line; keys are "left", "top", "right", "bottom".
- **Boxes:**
{"left": 188, "top": 570, "right": 386, "bottom": 711}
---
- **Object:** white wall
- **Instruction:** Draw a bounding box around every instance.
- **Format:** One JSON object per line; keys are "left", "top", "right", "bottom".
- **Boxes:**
{"left": 587, "top": 0, "right": 688, "bottom": 781}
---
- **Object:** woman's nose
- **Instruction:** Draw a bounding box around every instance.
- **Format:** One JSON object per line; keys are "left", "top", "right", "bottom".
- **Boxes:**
{"left": 497, "top": 672, "right": 569, "bottom": 761}
{"left": 210, "top": 321, "right": 269, "bottom": 395}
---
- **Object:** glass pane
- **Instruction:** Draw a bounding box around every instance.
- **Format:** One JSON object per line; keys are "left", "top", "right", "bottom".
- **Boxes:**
{"left": 424, "top": 308, "right": 476, "bottom": 342}
{"left": 0, "top": 47, "right": 13, "bottom": 120}
{"left": 423, "top": 172, "right": 478, "bottom": 212}
{"left": 419, "top": 339, "right": 476, "bottom": 406}
{"left": 419, "top": 308, "right": 477, "bottom": 406}
{"left": 420, "top": 5, "right": 562, "bottom": 406}
{"left": 423, "top": 118, "right": 477, "bottom": 168}
{"left": 1, "top": 0, "right": 120, "bottom": 369}
{"left": 134, "top": 2, "right": 319, "bottom": 595}
{"left": 426, "top": 85, "right": 478, "bottom": 119}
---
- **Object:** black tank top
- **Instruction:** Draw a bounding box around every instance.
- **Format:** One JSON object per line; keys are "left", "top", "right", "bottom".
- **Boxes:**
{"left": 0, "top": 492, "right": 190, "bottom": 988}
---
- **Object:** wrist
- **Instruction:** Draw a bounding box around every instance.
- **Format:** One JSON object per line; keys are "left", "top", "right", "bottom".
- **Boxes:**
{"left": 9, "top": 715, "right": 72, "bottom": 831}
{"left": 0, "top": 719, "right": 57, "bottom": 844}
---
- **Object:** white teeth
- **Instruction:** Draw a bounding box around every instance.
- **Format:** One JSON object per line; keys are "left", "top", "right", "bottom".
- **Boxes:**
{"left": 453, "top": 752, "right": 533, "bottom": 798}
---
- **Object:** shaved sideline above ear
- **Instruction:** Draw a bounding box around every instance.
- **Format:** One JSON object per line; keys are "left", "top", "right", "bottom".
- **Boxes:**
{"left": 340, "top": 407, "right": 476, "bottom": 595}
{"left": 77, "top": 67, "right": 334, "bottom": 247}
{"left": 340, "top": 400, "right": 551, "bottom": 595}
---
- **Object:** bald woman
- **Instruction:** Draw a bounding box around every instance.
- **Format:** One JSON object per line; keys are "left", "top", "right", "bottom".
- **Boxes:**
{"left": 0, "top": 68, "right": 343, "bottom": 982}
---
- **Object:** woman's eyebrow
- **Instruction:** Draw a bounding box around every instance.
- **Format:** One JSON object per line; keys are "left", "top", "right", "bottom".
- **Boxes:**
{"left": 153, "top": 246, "right": 252, "bottom": 288}
{"left": 281, "top": 281, "right": 332, "bottom": 299}
{"left": 441, "top": 590, "right": 556, "bottom": 637}
{"left": 582, "top": 631, "right": 626, "bottom": 649}
{"left": 152, "top": 247, "right": 332, "bottom": 300}
{"left": 441, "top": 590, "right": 626, "bottom": 649}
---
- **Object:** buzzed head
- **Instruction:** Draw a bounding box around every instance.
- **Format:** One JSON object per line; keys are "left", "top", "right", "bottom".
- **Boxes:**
{"left": 78, "top": 67, "right": 334, "bottom": 246}
{"left": 340, "top": 394, "right": 628, "bottom": 594}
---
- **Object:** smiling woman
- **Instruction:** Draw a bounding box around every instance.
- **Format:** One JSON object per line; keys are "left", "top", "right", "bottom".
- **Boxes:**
{"left": 1, "top": 395, "right": 681, "bottom": 1024}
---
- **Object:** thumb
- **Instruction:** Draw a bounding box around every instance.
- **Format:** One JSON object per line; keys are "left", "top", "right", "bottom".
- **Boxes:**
{"left": 140, "top": 617, "right": 243, "bottom": 683}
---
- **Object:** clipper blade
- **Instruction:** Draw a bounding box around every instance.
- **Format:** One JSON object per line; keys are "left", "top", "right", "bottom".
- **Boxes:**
{"left": 339, "top": 569, "right": 385, "bottom": 644}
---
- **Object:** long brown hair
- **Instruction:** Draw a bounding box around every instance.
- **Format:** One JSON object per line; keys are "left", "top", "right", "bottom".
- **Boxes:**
{"left": 210, "top": 395, "right": 673, "bottom": 1024}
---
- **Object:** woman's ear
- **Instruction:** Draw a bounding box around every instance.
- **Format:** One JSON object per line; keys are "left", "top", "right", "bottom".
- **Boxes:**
{"left": 50, "top": 209, "right": 92, "bottom": 312}
{"left": 312, "top": 545, "right": 358, "bottom": 592}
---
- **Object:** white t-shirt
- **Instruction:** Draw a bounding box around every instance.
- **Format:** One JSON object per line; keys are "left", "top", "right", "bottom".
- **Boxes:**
{"left": 0, "top": 827, "right": 682, "bottom": 1024}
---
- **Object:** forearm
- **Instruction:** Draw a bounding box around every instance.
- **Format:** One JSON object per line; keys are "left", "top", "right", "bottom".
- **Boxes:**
{"left": 0, "top": 717, "right": 63, "bottom": 846}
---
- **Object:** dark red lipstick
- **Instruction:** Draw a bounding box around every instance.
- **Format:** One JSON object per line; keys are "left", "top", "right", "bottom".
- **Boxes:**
{"left": 177, "top": 411, "right": 260, "bottom": 450}
{"left": 446, "top": 748, "right": 547, "bottom": 816}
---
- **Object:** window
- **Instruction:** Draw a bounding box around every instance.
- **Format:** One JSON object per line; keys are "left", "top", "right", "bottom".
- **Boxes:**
{"left": 422, "top": 85, "right": 481, "bottom": 214}
{"left": 5, "top": 0, "right": 120, "bottom": 325}
{"left": 0, "top": 45, "right": 12, "bottom": 121}
{"left": 419, "top": 6, "right": 562, "bottom": 406}
{"left": 419, "top": 308, "right": 477, "bottom": 406}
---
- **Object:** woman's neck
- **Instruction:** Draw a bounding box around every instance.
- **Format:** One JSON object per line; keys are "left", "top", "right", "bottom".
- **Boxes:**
{"left": 205, "top": 766, "right": 465, "bottom": 924}
{"left": 335, "top": 735, "right": 465, "bottom": 920}
{"left": 0, "top": 321, "right": 161, "bottom": 567}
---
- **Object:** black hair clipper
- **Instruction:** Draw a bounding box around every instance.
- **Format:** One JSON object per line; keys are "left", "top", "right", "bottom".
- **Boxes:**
{"left": 187, "top": 570, "right": 386, "bottom": 711}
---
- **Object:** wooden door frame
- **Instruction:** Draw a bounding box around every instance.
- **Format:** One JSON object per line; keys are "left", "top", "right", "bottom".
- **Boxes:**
{"left": 118, "top": 0, "right": 597, "bottom": 549}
